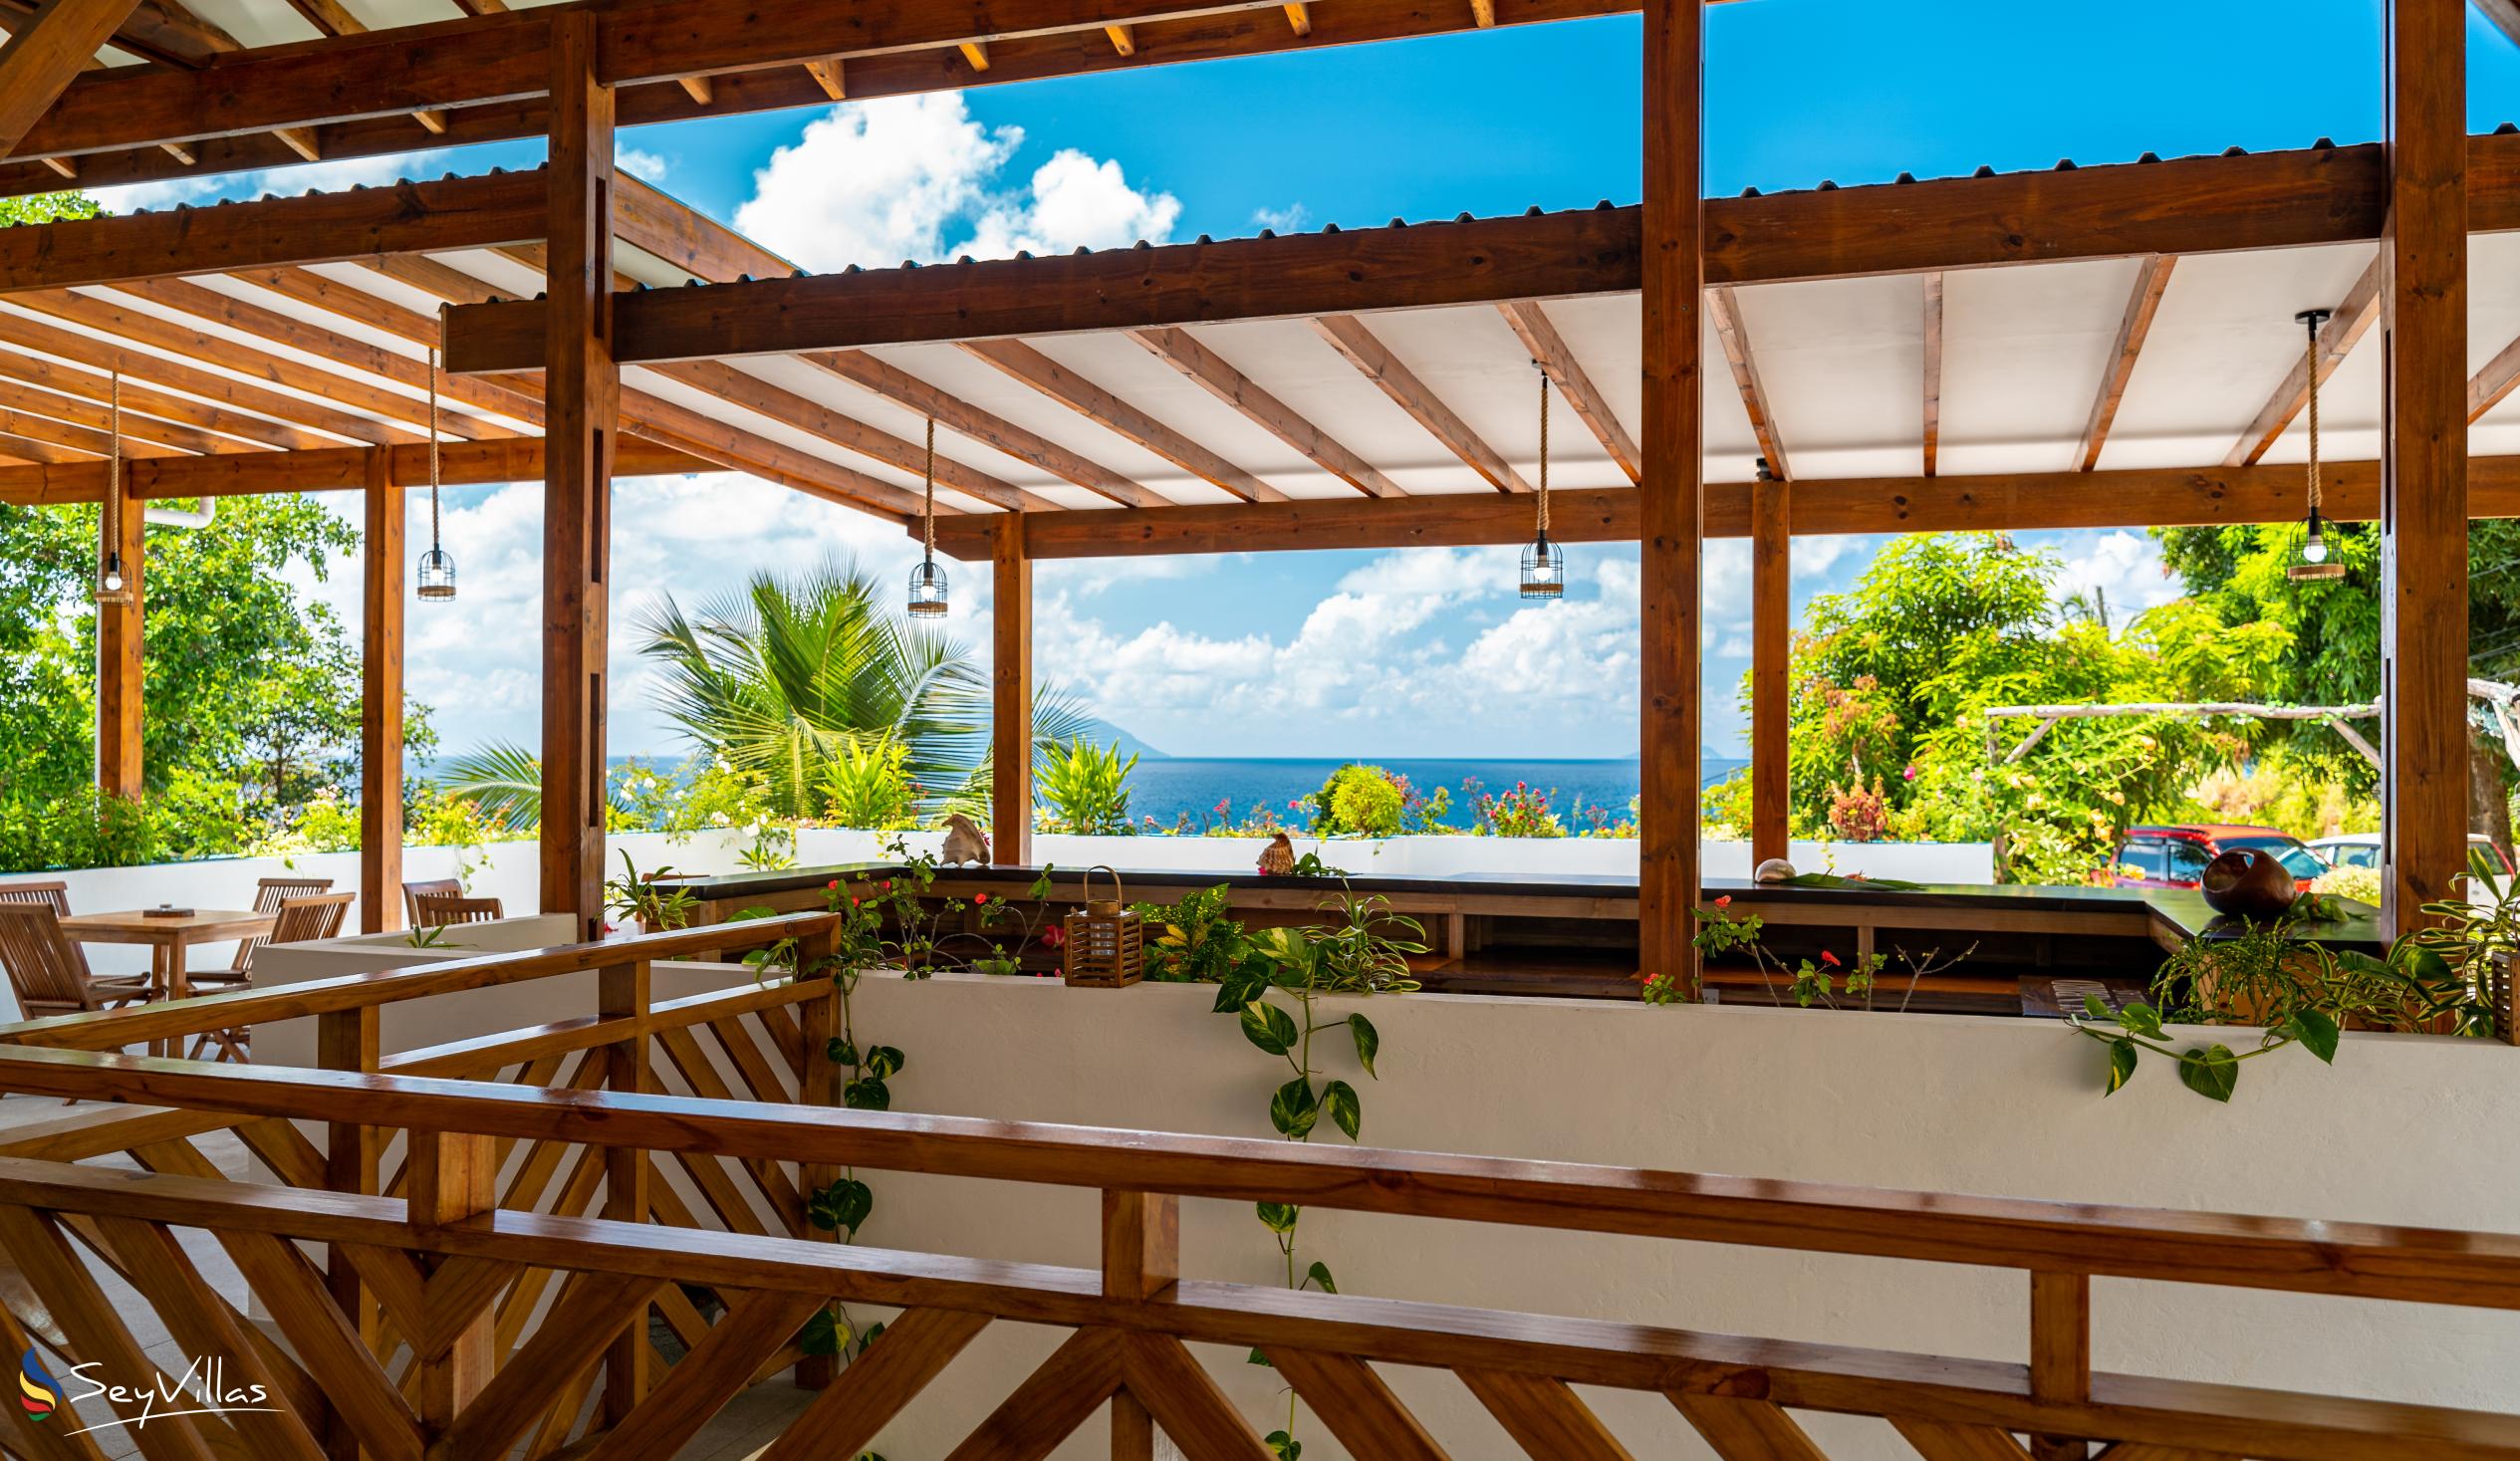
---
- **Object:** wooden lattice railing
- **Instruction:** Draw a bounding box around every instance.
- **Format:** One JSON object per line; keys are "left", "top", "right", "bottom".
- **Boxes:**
{"left": 0, "top": 916, "right": 2514, "bottom": 1460}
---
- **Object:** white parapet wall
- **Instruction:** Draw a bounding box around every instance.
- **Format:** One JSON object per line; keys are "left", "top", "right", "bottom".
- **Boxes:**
{"left": 765, "top": 972, "right": 2520, "bottom": 1460}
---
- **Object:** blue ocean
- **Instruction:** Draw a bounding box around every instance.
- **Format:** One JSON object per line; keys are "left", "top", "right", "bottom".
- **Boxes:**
{"left": 1119, "top": 757, "right": 1746, "bottom": 831}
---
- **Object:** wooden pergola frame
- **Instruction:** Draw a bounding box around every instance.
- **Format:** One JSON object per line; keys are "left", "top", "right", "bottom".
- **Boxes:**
{"left": 0, "top": 0, "right": 2484, "bottom": 973}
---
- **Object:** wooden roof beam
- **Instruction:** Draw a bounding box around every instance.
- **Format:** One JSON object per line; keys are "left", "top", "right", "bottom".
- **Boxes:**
{"left": 2470, "top": 324, "right": 2520, "bottom": 421}
{"left": 1312, "top": 314, "right": 1527, "bottom": 493}
{"left": 0, "top": 373, "right": 252, "bottom": 454}
{"left": 0, "top": 435, "right": 713, "bottom": 506}
{"left": 2075, "top": 254, "right": 2176, "bottom": 471}
{"left": 2477, "top": 0, "right": 2520, "bottom": 46}
{"left": 927, "top": 457, "right": 2520, "bottom": 561}
{"left": 1706, "top": 285, "right": 1789, "bottom": 481}
{"left": 0, "top": 401, "right": 184, "bottom": 458}
{"left": 0, "top": 307, "right": 414, "bottom": 445}
{"left": 0, "top": 169, "right": 548, "bottom": 294}
{"left": 4, "top": 0, "right": 1639, "bottom": 193}
{"left": 962, "top": 338, "right": 1287, "bottom": 503}
{"left": 2222, "top": 255, "right": 2381, "bottom": 467}
{"left": 0, "top": 0, "right": 149, "bottom": 157}
{"left": 0, "top": 343, "right": 332, "bottom": 449}
{"left": 1129, "top": 325, "right": 1401, "bottom": 496}
{"left": 1499, "top": 300, "right": 1638, "bottom": 483}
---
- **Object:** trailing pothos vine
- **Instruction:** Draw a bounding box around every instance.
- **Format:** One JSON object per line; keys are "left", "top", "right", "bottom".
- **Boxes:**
{"left": 1171, "top": 883, "right": 1424, "bottom": 1461}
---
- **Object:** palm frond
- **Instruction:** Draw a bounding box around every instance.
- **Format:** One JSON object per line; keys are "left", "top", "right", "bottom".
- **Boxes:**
{"left": 431, "top": 739, "right": 545, "bottom": 834}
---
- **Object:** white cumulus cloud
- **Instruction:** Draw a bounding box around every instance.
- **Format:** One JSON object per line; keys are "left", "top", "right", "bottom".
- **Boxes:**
{"left": 731, "top": 93, "right": 1177, "bottom": 273}
{"left": 616, "top": 147, "right": 670, "bottom": 183}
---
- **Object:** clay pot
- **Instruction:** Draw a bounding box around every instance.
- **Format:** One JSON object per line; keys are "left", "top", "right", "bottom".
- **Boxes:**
{"left": 2198, "top": 848, "right": 2296, "bottom": 920}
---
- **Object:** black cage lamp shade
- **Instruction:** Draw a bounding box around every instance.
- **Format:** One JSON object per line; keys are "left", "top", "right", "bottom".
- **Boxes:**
{"left": 907, "top": 557, "right": 949, "bottom": 617}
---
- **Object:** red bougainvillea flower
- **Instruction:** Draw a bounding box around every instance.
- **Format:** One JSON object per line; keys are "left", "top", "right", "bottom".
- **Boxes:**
{"left": 1043, "top": 925, "right": 1066, "bottom": 948}
{"left": 881, "top": 880, "right": 893, "bottom": 890}
{"left": 827, "top": 879, "right": 840, "bottom": 889}
{"left": 850, "top": 897, "right": 861, "bottom": 907}
{"left": 1822, "top": 950, "right": 1841, "bottom": 967}
{"left": 1714, "top": 894, "right": 1732, "bottom": 908}
{"left": 1631, "top": 970, "right": 1654, "bottom": 985}
{"left": 973, "top": 892, "right": 989, "bottom": 905}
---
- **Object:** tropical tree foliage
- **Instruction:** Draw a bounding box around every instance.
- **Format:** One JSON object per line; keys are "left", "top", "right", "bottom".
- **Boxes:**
{"left": 635, "top": 562, "right": 1095, "bottom": 823}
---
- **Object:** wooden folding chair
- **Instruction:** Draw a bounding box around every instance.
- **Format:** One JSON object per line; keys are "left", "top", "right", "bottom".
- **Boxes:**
{"left": 0, "top": 881, "right": 72, "bottom": 916}
{"left": 411, "top": 893, "right": 504, "bottom": 927}
{"left": 189, "top": 891, "right": 354, "bottom": 1063}
{"left": 190, "top": 875, "right": 336, "bottom": 990}
{"left": 402, "top": 877, "right": 462, "bottom": 926}
{"left": 0, "top": 902, "right": 150, "bottom": 1094}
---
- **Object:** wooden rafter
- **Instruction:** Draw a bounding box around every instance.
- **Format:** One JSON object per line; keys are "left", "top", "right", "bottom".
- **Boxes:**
{"left": 1920, "top": 272, "right": 1942, "bottom": 477}
{"left": 2470, "top": 326, "right": 2520, "bottom": 421}
{"left": 0, "top": 343, "right": 334, "bottom": 449}
{"left": 269, "top": 0, "right": 448, "bottom": 135}
{"left": 0, "top": 435, "right": 710, "bottom": 505}
{"left": 1498, "top": 300, "right": 1638, "bottom": 483}
{"left": 806, "top": 349, "right": 1157, "bottom": 506}
{"left": 0, "top": 169, "right": 548, "bottom": 294}
{"left": 1706, "top": 284, "right": 1789, "bottom": 480}
{"left": 0, "top": 0, "right": 150, "bottom": 157}
{"left": 0, "top": 401, "right": 184, "bottom": 457}
{"left": 0, "top": 307, "right": 409, "bottom": 445}
{"left": 2478, "top": 0, "right": 2520, "bottom": 46}
{"left": 0, "top": 373, "right": 246, "bottom": 454}
{"left": 962, "top": 338, "right": 1287, "bottom": 502}
{"left": 2221, "top": 254, "right": 2381, "bottom": 467}
{"left": 6, "top": 0, "right": 1646, "bottom": 194}
{"left": 1129, "top": 325, "right": 1400, "bottom": 496}
{"left": 2076, "top": 254, "right": 2175, "bottom": 471}
{"left": 1313, "top": 314, "right": 1528, "bottom": 493}
{"left": 0, "top": 0, "right": 232, "bottom": 69}
{"left": 923, "top": 456, "right": 2520, "bottom": 562}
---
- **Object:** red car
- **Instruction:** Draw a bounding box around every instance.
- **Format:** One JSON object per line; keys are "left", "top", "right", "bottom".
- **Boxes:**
{"left": 2110, "top": 825, "right": 2326, "bottom": 892}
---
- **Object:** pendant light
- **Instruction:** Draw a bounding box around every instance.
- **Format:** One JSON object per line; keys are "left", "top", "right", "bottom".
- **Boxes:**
{"left": 1519, "top": 364, "right": 1564, "bottom": 600}
{"left": 2286, "top": 307, "right": 2345, "bottom": 583}
{"left": 906, "top": 416, "right": 948, "bottom": 617}
{"left": 95, "top": 369, "right": 130, "bottom": 607}
{"left": 415, "top": 329, "right": 457, "bottom": 602}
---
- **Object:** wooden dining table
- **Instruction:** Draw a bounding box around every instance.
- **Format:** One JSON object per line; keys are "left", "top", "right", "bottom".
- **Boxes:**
{"left": 60, "top": 908, "right": 274, "bottom": 1056}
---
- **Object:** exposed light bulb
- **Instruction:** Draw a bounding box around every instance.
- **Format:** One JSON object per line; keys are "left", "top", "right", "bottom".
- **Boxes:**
{"left": 102, "top": 555, "right": 124, "bottom": 593}
{"left": 2304, "top": 533, "right": 2329, "bottom": 564}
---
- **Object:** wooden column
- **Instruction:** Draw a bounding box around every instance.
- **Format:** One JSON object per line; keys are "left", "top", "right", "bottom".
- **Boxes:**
{"left": 317, "top": 1005, "right": 378, "bottom": 1461}
{"left": 95, "top": 494, "right": 142, "bottom": 803}
{"left": 361, "top": 449, "right": 404, "bottom": 933}
{"left": 2380, "top": 0, "right": 2468, "bottom": 931}
{"left": 598, "top": 959, "right": 651, "bottom": 1421}
{"left": 539, "top": 9, "right": 619, "bottom": 939}
{"left": 1749, "top": 473, "right": 1790, "bottom": 866}
{"left": 408, "top": 1128, "right": 497, "bottom": 1437}
{"left": 1638, "top": 0, "right": 1705, "bottom": 988}
{"left": 1103, "top": 1189, "right": 1177, "bottom": 1461}
{"left": 991, "top": 515, "right": 1033, "bottom": 864}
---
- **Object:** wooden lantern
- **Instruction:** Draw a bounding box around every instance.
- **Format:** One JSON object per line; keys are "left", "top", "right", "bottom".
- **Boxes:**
{"left": 1062, "top": 865, "right": 1143, "bottom": 988}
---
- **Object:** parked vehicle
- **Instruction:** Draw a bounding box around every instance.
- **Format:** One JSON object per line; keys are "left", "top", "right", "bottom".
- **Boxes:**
{"left": 2305, "top": 833, "right": 2515, "bottom": 876}
{"left": 2110, "top": 825, "right": 2326, "bottom": 892}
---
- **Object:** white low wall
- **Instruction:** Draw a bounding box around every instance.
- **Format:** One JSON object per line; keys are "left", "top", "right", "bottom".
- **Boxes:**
{"left": 774, "top": 973, "right": 2520, "bottom": 1460}
{"left": 0, "top": 831, "right": 1991, "bottom": 1020}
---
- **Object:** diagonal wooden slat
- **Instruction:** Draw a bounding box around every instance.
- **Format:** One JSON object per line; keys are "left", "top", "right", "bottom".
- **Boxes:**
{"left": 579, "top": 1289, "right": 827, "bottom": 1461}
{"left": 426, "top": 1271, "right": 663, "bottom": 1461}
{"left": 0, "top": 1205, "right": 220, "bottom": 1461}
{"left": 2469, "top": 324, "right": 2520, "bottom": 421}
{"left": 654, "top": 1023, "right": 804, "bottom": 1229}
{"left": 0, "top": 1265, "right": 111, "bottom": 1461}
{"left": 521, "top": 1352, "right": 601, "bottom": 1460}
{"left": 199, "top": 1205, "right": 423, "bottom": 1461}
{"left": 2221, "top": 255, "right": 2381, "bottom": 467}
{"left": 2090, "top": 1446, "right": 2241, "bottom": 1461}
{"left": 233, "top": 1115, "right": 329, "bottom": 1189}
{"left": 88, "top": 1214, "right": 330, "bottom": 1461}
{"left": 338, "top": 1241, "right": 430, "bottom": 1347}
{"left": 1313, "top": 313, "right": 1529, "bottom": 492}
{"left": 1672, "top": 1393, "right": 1830, "bottom": 1460}
{"left": 756, "top": 1306, "right": 990, "bottom": 1461}
{"left": 705, "top": 1012, "right": 797, "bottom": 1105}
{"left": 420, "top": 1257, "right": 522, "bottom": 1356}
{"left": 1499, "top": 300, "right": 1639, "bottom": 483}
{"left": 940, "top": 1327, "right": 1125, "bottom": 1461}
{"left": 1458, "top": 1368, "right": 1634, "bottom": 1461}
{"left": 1265, "top": 1348, "right": 1451, "bottom": 1461}
{"left": 1920, "top": 272, "right": 1944, "bottom": 477}
{"left": 1707, "top": 284, "right": 1791, "bottom": 481}
{"left": 961, "top": 337, "right": 1289, "bottom": 503}
{"left": 1893, "top": 1416, "right": 2036, "bottom": 1460}
{"left": 1130, "top": 325, "right": 1402, "bottom": 497}
{"left": 1118, "top": 1332, "right": 1276, "bottom": 1461}
{"left": 2075, "top": 254, "right": 2175, "bottom": 471}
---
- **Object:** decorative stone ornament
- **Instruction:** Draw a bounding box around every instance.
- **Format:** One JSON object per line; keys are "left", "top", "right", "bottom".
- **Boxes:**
{"left": 1754, "top": 857, "right": 1797, "bottom": 883}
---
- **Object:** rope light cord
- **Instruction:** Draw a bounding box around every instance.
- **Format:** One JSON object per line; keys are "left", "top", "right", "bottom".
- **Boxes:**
{"left": 428, "top": 341, "right": 443, "bottom": 551}
{"left": 108, "top": 368, "right": 121, "bottom": 530}
{"left": 2303, "top": 314, "right": 2322, "bottom": 522}
{"left": 922, "top": 416, "right": 937, "bottom": 560}
{"left": 1535, "top": 365, "right": 1551, "bottom": 536}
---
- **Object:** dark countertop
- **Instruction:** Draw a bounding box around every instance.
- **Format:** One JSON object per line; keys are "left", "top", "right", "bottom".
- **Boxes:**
{"left": 2142, "top": 888, "right": 2389, "bottom": 955}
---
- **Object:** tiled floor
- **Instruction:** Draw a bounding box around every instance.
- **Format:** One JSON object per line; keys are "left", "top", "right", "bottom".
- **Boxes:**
{"left": 0, "top": 1095, "right": 815, "bottom": 1460}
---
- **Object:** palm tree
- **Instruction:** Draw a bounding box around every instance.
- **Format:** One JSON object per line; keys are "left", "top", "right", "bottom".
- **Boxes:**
{"left": 636, "top": 561, "right": 1094, "bottom": 820}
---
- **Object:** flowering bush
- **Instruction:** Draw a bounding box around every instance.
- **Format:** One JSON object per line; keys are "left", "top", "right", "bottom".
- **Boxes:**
{"left": 1469, "top": 781, "right": 1565, "bottom": 839}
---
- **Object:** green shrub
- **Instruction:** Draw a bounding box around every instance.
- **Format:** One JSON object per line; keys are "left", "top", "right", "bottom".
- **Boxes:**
{"left": 1037, "top": 741, "right": 1137, "bottom": 835}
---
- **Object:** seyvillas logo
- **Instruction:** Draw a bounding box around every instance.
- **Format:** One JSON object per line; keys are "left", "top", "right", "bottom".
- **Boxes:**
{"left": 16, "top": 1348, "right": 276, "bottom": 1437}
{"left": 18, "top": 1349, "right": 58, "bottom": 1422}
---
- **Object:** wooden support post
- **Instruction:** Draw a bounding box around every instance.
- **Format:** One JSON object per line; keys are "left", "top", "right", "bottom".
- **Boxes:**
{"left": 361, "top": 448, "right": 404, "bottom": 933}
{"left": 2028, "top": 1271, "right": 2092, "bottom": 1461}
{"left": 599, "top": 959, "right": 651, "bottom": 1422}
{"left": 1103, "top": 1189, "right": 1177, "bottom": 1461}
{"left": 1638, "top": 0, "right": 1705, "bottom": 990}
{"left": 316, "top": 1004, "right": 378, "bottom": 1461}
{"left": 2381, "top": 0, "right": 2469, "bottom": 932}
{"left": 1749, "top": 472, "right": 1790, "bottom": 866}
{"left": 0, "top": 0, "right": 147, "bottom": 157}
{"left": 991, "top": 514, "right": 1033, "bottom": 864}
{"left": 540, "top": 8, "right": 619, "bottom": 939}
{"left": 95, "top": 496, "right": 141, "bottom": 803}
{"left": 407, "top": 1128, "right": 496, "bottom": 1437}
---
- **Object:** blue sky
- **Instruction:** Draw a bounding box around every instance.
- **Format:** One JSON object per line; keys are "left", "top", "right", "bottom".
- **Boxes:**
{"left": 103, "top": 2, "right": 2520, "bottom": 761}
